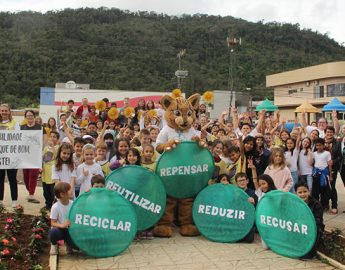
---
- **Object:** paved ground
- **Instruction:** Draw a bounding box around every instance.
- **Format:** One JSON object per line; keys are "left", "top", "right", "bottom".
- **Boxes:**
{"left": 2, "top": 174, "right": 345, "bottom": 270}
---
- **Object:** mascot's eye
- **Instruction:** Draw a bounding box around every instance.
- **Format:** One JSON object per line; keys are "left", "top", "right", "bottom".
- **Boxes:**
{"left": 187, "top": 110, "right": 192, "bottom": 116}
{"left": 174, "top": 110, "right": 181, "bottom": 116}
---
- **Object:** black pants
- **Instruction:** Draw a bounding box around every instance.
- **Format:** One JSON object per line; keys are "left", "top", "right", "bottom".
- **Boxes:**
{"left": 312, "top": 174, "right": 330, "bottom": 209}
{"left": 48, "top": 228, "right": 78, "bottom": 249}
{"left": 0, "top": 169, "right": 18, "bottom": 201}
{"left": 42, "top": 182, "right": 55, "bottom": 209}
{"left": 329, "top": 170, "right": 338, "bottom": 209}
{"left": 340, "top": 166, "right": 345, "bottom": 187}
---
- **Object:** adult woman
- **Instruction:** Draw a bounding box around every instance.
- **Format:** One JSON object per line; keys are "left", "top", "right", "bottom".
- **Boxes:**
{"left": 134, "top": 98, "right": 146, "bottom": 125}
{"left": 0, "top": 104, "right": 20, "bottom": 207}
{"left": 20, "top": 110, "right": 47, "bottom": 204}
{"left": 45, "top": 117, "right": 57, "bottom": 136}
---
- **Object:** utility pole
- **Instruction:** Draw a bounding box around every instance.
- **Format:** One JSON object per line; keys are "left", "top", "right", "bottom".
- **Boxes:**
{"left": 226, "top": 37, "right": 241, "bottom": 121}
{"left": 175, "top": 49, "right": 188, "bottom": 90}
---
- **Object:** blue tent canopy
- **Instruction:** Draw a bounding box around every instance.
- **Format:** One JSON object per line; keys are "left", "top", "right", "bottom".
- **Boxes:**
{"left": 322, "top": 98, "right": 345, "bottom": 112}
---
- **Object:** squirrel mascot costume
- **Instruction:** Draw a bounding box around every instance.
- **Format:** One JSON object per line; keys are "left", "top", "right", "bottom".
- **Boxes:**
{"left": 154, "top": 92, "right": 206, "bottom": 237}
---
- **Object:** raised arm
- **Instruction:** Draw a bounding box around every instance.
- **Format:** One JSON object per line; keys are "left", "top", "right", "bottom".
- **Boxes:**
{"left": 248, "top": 159, "right": 259, "bottom": 190}
{"left": 301, "top": 110, "right": 308, "bottom": 129}
{"left": 255, "top": 110, "right": 265, "bottom": 134}
{"left": 231, "top": 107, "right": 239, "bottom": 130}
{"left": 332, "top": 110, "right": 340, "bottom": 135}
{"left": 96, "top": 121, "right": 109, "bottom": 144}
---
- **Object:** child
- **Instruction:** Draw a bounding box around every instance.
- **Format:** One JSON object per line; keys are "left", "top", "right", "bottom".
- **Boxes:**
{"left": 234, "top": 172, "right": 258, "bottom": 206}
{"left": 284, "top": 134, "right": 300, "bottom": 192}
{"left": 298, "top": 137, "right": 314, "bottom": 191}
{"left": 73, "top": 137, "right": 86, "bottom": 198}
{"left": 141, "top": 144, "right": 156, "bottom": 172}
{"left": 76, "top": 144, "right": 104, "bottom": 194}
{"left": 91, "top": 175, "right": 105, "bottom": 188}
{"left": 212, "top": 140, "right": 227, "bottom": 176}
{"left": 227, "top": 146, "right": 246, "bottom": 184}
{"left": 95, "top": 142, "right": 111, "bottom": 176}
{"left": 295, "top": 181, "right": 324, "bottom": 259}
{"left": 312, "top": 138, "right": 332, "bottom": 209}
{"left": 49, "top": 182, "right": 78, "bottom": 255}
{"left": 264, "top": 147, "right": 293, "bottom": 192}
{"left": 52, "top": 143, "right": 76, "bottom": 198}
{"left": 42, "top": 131, "right": 60, "bottom": 210}
{"left": 109, "top": 138, "right": 130, "bottom": 170}
{"left": 234, "top": 172, "right": 258, "bottom": 243}
{"left": 216, "top": 174, "right": 230, "bottom": 185}
{"left": 135, "top": 129, "right": 159, "bottom": 161}
{"left": 127, "top": 148, "right": 141, "bottom": 166}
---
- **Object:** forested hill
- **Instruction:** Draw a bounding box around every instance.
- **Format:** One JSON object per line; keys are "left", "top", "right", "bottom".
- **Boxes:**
{"left": 0, "top": 8, "right": 344, "bottom": 107}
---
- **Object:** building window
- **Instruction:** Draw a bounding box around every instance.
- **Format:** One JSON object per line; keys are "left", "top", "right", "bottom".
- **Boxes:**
{"left": 327, "top": 83, "right": 345, "bottom": 97}
{"left": 288, "top": 89, "right": 297, "bottom": 95}
{"left": 314, "top": 86, "right": 324, "bottom": 98}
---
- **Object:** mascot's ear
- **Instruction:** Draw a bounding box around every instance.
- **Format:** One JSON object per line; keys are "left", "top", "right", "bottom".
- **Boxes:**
{"left": 160, "top": 95, "right": 175, "bottom": 110}
{"left": 188, "top": 94, "right": 201, "bottom": 110}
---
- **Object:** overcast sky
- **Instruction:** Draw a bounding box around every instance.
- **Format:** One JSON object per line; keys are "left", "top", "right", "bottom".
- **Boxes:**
{"left": 1, "top": 0, "right": 344, "bottom": 45}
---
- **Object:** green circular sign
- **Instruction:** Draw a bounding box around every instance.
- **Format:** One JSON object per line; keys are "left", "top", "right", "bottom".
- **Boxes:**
{"left": 69, "top": 188, "right": 137, "bottom": 258}
{"left": 156, "top": 141, "right": 214, "bottom": 198}
{"left": 105, "top": 165, "right": 166, "bottom": 231}
{"left": 193, "top": 184, "right": 255, "bottom": 242}
{"left": 255, "top": 190, "right": 317, "bottom": 258}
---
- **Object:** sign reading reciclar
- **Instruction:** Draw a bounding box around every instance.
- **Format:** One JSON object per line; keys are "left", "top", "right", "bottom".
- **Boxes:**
{"left": 255, "top": 190, "right": 317, "bottom": 258}
{"left": 156, "top": 141, "right": 214, "bottom": 198}
{"left": 68, "top": 188, "right": 137, "bottom": 258}
{"left": 106, "top": 165, "right": 166, "bottom": 231}
{"left": 192, "top": 184, "right": 255, "bottom": 242}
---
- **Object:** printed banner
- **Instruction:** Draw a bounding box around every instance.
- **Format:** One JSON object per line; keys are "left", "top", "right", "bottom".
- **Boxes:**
{"left": 69, "top": 188, "right": 137, "bottom": 258}
{"left": 0, "top": 130, "right": 42, "bottom": 169}
{"left": 193, "top": 184, "right": 255, "bottom": 242}
{"left": 255, "top": 190, "right": 317, "bottom": 258}
{"left": 106, "top": 165, "right": 166, "bottom": 231}
{"left": 156, "top": 141, "right": 215, "bottom": 198}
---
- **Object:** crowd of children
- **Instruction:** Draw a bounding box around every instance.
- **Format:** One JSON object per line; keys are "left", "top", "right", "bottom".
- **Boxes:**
{"left": 0, "top": 97, "right": 344, "bottom": 258}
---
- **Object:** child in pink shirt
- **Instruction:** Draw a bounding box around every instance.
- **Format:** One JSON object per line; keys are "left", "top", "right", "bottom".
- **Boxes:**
{"left": 264, "top": 147, "right": 293, "bottom": 192}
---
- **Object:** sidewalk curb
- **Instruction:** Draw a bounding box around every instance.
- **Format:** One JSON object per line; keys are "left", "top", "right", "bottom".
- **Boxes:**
{"left": 317, "top": 251, "right": 345, "bottom": 270}
{"left": 49, "top": 254, "right": 58, "bottom": 270}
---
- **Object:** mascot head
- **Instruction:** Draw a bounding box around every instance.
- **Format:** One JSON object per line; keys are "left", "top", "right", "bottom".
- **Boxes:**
{"left": 160, "top": 93, "right": 200, "bottom": 131}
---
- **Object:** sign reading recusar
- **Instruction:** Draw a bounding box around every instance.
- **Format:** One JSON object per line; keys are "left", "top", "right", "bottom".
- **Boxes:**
{"left": 192, "top": 184, "right": 255, "bottom": 243}
{"left": 156, "top": 141, "right": 214, "bottom": 198}
{"left": 69, "top": 188, "right": 137, "bottom": 258}
{"left": 255, "top": 190, "right": 317, "bottom": 258}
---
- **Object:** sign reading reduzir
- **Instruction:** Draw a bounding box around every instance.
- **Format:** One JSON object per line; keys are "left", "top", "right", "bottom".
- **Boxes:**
{"left": 0, "top": 130, "right": 42, "bottom": 169}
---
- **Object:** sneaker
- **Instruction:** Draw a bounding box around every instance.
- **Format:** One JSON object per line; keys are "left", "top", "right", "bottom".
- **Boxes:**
{"left": 11, "top": 201, "right": 18, "bottom": 208}
{"left": 50, "top": 244, "right": 58, "bottom": 255}
{"left": 66, "top": 245, "right": 74, "bottom": 255}
{"left": 139, "top": 232, "right": 147, "bottom": 240}
{"left": 146, "top": 231, "right": 154, "bottom": 240}
{"left": 27, "top": 195, "right": 40, "bottom": 204}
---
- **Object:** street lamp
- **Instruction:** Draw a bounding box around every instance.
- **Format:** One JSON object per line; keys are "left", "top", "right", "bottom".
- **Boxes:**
{"left": 175, "top": 49, "right": 188, "bottom": 90}
{"left": 226, "top": 37, "right": 241, "bottom": 121}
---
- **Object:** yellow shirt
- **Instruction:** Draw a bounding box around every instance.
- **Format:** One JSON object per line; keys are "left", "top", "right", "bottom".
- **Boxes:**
{"left": 97, "top": 160, "right": 110, "bottom": 176}
{"left": 135, "top": 146, "right": 160, "bottom": 162}
{"left": 141, "top": 162, "right": 157, "bottom": 172}
{"left": 42, "top": 145, "right": 59, "bottom": 184}
{"left": 227, "top": 156, "right": 246, "bottom": 184}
